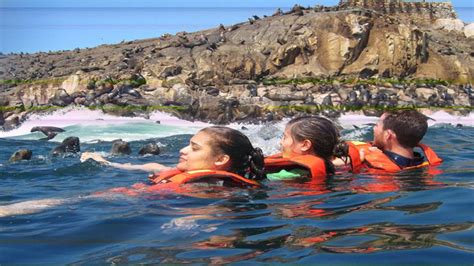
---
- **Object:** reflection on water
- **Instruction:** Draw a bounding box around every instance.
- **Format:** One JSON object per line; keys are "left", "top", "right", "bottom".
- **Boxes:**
{"left": 69, "top": 169, "right": 471, "bottom": 264}
{"left": 1, "top": 126, "right": 473, "bottom": 264}
{"left": 293, "top": 223, "right": 473, "bottom": 253}
{"left": 73, "top": 209, "right": 472, "bottom": 264}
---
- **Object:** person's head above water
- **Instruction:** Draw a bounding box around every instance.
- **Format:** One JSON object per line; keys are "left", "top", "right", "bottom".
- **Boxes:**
{"left": 177, "top": 126, "right": 265, "bottom": 180}
{"left": 373, "top": 109, "right": 428, "bottom": 150}
{"left": 280, "top": 116, "right": 340, "bottom": 164}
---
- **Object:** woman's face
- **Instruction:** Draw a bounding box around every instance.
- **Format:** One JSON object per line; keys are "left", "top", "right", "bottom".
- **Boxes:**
{"left": 280, "top": 126, "right": 308, "bottom": 158}
{"left": 177, "top": 131, "right": 224, "bottom": 171}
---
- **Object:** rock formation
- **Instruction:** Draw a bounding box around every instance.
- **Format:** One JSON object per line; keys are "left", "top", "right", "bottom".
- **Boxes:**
{"left": 0, "top": 1, "right": 472, "bottom": 128}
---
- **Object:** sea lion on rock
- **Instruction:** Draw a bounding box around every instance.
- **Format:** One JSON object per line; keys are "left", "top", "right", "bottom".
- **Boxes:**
{"left": 31, "top": 126, "right": 65, "bottom": 140}
{"left": 359, "top": 88, "right": 371, "bottom": 103}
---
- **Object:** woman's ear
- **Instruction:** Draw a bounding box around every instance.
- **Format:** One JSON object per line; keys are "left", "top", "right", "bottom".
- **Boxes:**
{"left": 214, "top": 154, "right": 230, "bottom": 168}
{"left": 300, "top": 139, "right": 312, "bottom": 152}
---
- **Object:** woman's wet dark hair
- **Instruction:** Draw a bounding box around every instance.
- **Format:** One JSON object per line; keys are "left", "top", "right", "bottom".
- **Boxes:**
{"left": 287, "top": 116, "right": 346, "bottom": 175}
{"left": 200, "top": 126, "right": 266, "bottom": 180}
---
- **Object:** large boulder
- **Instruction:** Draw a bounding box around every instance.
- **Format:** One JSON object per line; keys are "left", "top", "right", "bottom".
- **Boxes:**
{"left": 3, "top": 114, "right": 21, "bottom": 131}
{"left": 434, "top": 18, "right": 464, "bottom": 32}
{"left": 50, "top": 89, "right": 74, "bottom": 107}
{"left": 464, "top": 23, "right": 474, "bottom": 38}
{"left": 61, "top": 74, "right": 82, "bottom": 95}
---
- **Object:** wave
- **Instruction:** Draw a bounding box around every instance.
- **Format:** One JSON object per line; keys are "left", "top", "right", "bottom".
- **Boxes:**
{"left": 0, "top": 106, "right": 210, "bottom": 142}
{"left": 1, "top": 107, "right": 472, "bottom": 145}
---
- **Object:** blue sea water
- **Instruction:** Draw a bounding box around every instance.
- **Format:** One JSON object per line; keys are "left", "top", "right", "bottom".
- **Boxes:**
{"left": 0, "top": 113, "right": 473, "bottom": 264}
{"left": 0, "top": 6, "right": 473, "bottom": 54}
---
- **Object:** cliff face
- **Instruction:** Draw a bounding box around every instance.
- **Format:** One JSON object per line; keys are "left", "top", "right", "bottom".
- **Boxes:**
{"left": 0, "top": 5, "right": 473, "bottom": 128}
{"left": 1, "top": 5, "right": 472, "bottom": 87}
{"left": 339, "top": 0, "right": 457, "bottom": 21}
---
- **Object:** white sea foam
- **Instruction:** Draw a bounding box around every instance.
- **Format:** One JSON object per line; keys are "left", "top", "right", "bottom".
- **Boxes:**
{"left": 337, "top": 113, "right": 379, "bottom": 128}
{"left": 0, "top": 107, "right": 210, "bottom": 142}
{"left": 228, "top": 119, "right": 288, "bottom": 155}
{"left": 0, "top": 198, "right": 68, "bottom": 218}
{"left": 231, "top": 111, "right": 474, "bottom": 155}
{"left": 1, "top": 107, "right": 472, "bottom": 143}
{"left": 422, "top": 110, "right": 474, "bottom": 126}
{"left": 338, "top": 111, "right": 474, "bottom": 127}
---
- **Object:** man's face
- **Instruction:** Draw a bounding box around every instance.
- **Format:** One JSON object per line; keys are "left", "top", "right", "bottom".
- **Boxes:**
{"left": 373, "top": 113, "right": 387, "bottom": 149}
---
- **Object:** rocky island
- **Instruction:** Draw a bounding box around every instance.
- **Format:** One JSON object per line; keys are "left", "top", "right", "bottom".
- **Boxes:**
{"left": 1, "top": 0, "right": 473, "bottom": 129}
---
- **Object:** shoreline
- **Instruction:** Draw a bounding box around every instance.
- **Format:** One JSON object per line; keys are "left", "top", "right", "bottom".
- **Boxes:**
{"left": 1, "top": 107, "right": 472, "bottom": 140}
{"left": 1, "top": 76, "right": 473, "bottom": 132}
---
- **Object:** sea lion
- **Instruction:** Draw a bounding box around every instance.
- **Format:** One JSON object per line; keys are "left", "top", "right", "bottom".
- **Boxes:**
{"left": 9, "top": 149, "right": 32, "bottom": 162}
{"left": 52, "top": 136, "right": 80, "bottom": 156}
{"left": 31, "top": 126, "right": 65, "bottom": 140}
{"left": 111, "top": 140, "right": 131, "bottom": 155}
{"left": 138, "top": 143, "right": 160, "bottom": 156}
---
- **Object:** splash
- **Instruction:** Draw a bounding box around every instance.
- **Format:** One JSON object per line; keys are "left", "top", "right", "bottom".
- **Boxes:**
{"left": 228, "top": 120, "right": 288, "bottom": 156}
{"left": 338, "top": 111, "right": 474, "bottom": 127}
{"left": 0, "top": 107, "right": 210, "bottom": 142}
{"left": 0, "top": 198, "right": 68, "bottom": 218}
{"left": 422, "top": 110, "right": 474, "bottom": 127}
{"left": 1, "top": 107, "right": 472, "bottom": 144}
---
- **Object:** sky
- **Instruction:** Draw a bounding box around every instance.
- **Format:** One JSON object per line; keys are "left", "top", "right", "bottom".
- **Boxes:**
{"left": 1, "top": 0, "right": 473, "bottom": 8}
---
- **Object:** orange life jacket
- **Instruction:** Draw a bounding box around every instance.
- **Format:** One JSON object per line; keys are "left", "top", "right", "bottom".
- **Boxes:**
{"left": 149, "top": 168, "right": 261, "bottom": 188}
{"left": 348, "top": 141, "right": 443, "bottom": 172}
{"left": 345, "top": 141, "right": 363, "bottom": 173}
{"left": 99, "top": 169, "right": 261, "bottom": 197}
{"left": 264, "top": 153, "right": 327, "bottom": 179}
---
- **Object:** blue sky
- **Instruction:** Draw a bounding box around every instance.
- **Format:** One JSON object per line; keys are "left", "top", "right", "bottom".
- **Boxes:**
{"left": 2, "top": 0, "right": 473, "bottom": 7}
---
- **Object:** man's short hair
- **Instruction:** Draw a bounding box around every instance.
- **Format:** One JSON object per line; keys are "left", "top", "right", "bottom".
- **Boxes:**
{"left": 382, "top": 109, "right": 428, "bottom": 148}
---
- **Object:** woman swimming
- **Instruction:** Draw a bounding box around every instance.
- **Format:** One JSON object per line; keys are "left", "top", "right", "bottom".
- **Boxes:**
{"left": 0, "top": 126, "right": 265, "bottom": 217}
{"left": 81, "top": 126, "right": 265, "bottom": 179}
{"left": 265, "top": 116, "right": 348, "bottom": 180}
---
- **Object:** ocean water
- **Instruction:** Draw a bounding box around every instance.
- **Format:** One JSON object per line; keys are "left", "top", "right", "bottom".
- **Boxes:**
{"left": 0, "top": 6, "right": 473, "bottom": 54}
{"left": 0, "top": 109, "right": 473, "bottom": 264}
